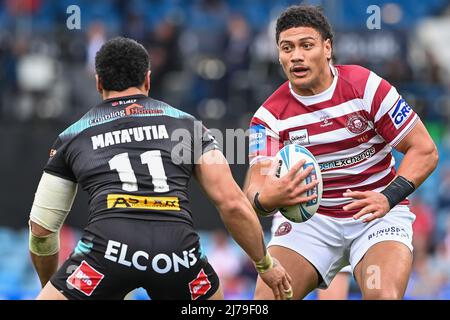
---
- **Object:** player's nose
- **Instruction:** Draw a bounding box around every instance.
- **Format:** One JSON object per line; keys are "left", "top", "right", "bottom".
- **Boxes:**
{"left": 290, "top": 46, "right": 305, "bottom": 62}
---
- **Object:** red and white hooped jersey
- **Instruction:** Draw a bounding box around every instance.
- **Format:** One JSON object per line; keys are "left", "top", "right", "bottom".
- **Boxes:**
{"left": 249, "top": 64, "right": 419, "bottom": 218}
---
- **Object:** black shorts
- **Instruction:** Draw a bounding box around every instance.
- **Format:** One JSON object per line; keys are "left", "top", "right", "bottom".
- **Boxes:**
{"left": 50, "top": 218, "right": 220, "bottom": 300}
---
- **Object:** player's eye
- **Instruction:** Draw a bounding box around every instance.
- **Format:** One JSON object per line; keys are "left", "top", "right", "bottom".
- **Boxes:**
{"left": 281, "top": 45, "right": 292, "bottom": 52}
{"left": 302, "top": 43, "right": 313, "bottom": 49}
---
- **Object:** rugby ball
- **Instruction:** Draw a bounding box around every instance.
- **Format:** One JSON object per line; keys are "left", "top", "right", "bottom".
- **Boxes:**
{"left": 275, "top": 144, "right": 322, "bottom": 223}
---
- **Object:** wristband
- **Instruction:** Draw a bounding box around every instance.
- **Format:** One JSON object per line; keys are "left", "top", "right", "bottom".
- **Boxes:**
{"left": 254, "top": 252, "right": 274, "bottom": 274}
{"left": 254, "top": 192, "right": 276, "bottom": 216}
{"left": 380, "top": 176, "right": 415, "bottom": 209}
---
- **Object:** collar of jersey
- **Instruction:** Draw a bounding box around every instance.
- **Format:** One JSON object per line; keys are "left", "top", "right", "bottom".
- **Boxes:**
{"left": 103, "top": 94, "right": 148, "bottom": 104}
{"left": 289, "top": 64, "right": 338, "bottom": 106}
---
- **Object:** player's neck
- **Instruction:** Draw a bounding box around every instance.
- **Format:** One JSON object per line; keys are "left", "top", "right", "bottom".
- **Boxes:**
{"left": 291, "top": 65, "right": 334, "bottom": 97}
{"left": 102, "top": 87, "right": 148, "bottom": 100}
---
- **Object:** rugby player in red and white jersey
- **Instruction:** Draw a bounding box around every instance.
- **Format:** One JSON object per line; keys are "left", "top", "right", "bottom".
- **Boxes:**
{"left": 244, "top": 5, "right": 438, "bottom": 300}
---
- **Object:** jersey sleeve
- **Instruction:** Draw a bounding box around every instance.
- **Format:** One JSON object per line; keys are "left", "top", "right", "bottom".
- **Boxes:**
{"left": 191, "top": 119, "right": 221, "bottom": 163}
{"left": 249, "top": 107, "right": 282, "bottom": 166}
{"left": 200, "top": 123, "right": 220, "bottom": 154}
{"left": 43, "top": 137, "right": 77, "bottom": 182}
{"left": 366, "top": 73, "right": 419, "bottom": 147}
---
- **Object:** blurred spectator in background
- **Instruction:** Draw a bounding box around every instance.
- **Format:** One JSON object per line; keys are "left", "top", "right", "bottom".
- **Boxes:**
{"left": 223, "top": 13, "right": 252, "bottom": 116}
{"left": 86, "top": 22, "right": 106, "bottom": 73}
{"left": 438, "top": 168, "right": 450, "bottom": 212}
{"left": 123, "top": 11, "right": 146, "bottom": 43}
{"left": 411, "top": 195, "right": 436, "bottom": 268}
{"left": 147, "top": 18, "right": 182, "bottom": 101}
{"left": 58, "top": 225, "right": 78, "bottom": 265}
{"left": 208, "top": 229, "right": 244, "bottom": 297}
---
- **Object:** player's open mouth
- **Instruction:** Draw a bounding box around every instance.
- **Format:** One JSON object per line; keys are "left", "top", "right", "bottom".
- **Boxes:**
{"left": 291, "top": 65, "right": 309, "bottom": 77}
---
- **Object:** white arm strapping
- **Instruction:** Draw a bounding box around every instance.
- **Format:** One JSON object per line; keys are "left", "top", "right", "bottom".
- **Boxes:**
{"left": 29, "top": 172, "right": 77, "bottom": 233}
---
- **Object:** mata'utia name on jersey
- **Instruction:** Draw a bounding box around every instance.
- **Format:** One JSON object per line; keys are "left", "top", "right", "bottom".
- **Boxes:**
{"left": 91, "top": 125, "right": 169, "bottom": 150}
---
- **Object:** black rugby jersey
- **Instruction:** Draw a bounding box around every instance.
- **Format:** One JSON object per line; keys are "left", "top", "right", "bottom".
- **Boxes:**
{"left": 44, "top": 94, "right": 219, "bottom": 225}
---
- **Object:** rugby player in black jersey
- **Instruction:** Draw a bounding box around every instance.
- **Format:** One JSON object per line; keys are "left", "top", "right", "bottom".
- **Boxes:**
{"left": 28, "top": 37, "right": 292, "bottom": 300}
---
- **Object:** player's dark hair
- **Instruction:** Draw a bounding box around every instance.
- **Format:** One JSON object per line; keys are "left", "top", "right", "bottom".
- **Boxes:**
{"left": 276, "top": 5, "right": 334, "bottom": 47}
{"left": 95, "top": 37, "right": 150, "bottom": 92}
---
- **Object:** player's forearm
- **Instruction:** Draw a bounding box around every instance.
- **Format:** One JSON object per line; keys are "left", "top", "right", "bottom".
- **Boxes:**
{"left": 218, "top": 195, "right": 266, "bottom": 262}
{"left": 396, "top": 143, "right": 438, "bottom": 188}
{"left": 30, "top": 252, "right": 59, "bottom": 288}
{"left": 243, "top": 167, "right": 259, "bottom": 204}
{"left": 243, "top": 165, "right": 276, "bottom": 214}
{"left": 243, "top": 184, "right": 261, "bottom": 211}
{"left": 243, "top": 174, "right": 255, "bottom": 203}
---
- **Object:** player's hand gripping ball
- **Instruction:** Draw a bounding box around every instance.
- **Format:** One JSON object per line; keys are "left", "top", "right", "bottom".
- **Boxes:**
{"left": 275, "top": 144, "right": 323, "bottom": 223}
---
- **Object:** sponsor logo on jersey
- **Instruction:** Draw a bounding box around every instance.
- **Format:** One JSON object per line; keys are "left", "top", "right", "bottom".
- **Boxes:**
{"left": 107, "top": 194, "right": 180, "bottom": 211}
{"left": 275, "top": 221, "right": 292, "bottom": 236}
{"left": 367, "top": 226, "right": 409, "bottom": 241}
{"left": 319, "top": 113, "right": 333, "bottom": 128}
{"left": 189, "top": 269, "right": 212, "bottom": 300}
{"left": 319, "top": 147, "right": 376, "bottom": 171}
{"left": 66, "top": 260, "right": 104, "bottom": 296}
{"left": 346, "top": 114, "right": 368, "bottom": 134}
{"left": 89, "top": 104, "right": 163, "bottom": 125}
{"left": 390, "top": 98, "right": 412, "bottom": 129}
{"left": 104, "top": 240, "right": 198, "bottom": 273}
{"left": 111, "top": 98, "right": 137, "bottom": 106}
{"left": 125, "top": 103, "right": 164, "bottom": 116}
{"left": 91, "top": 125, "right": 169, "bottom": 150}
{"left": 289, "top": 129, "right": 309, "bottom": 145}
{"left": 249, "top": 124, "right": 267, "bottom": 155}
{"left": 89, "top": 110, "right": 126, "bottom": 125}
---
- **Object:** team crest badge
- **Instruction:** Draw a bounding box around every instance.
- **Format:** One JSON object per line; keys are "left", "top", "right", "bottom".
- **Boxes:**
{"left": 346, "top": 114, "right": 368, "bottom": 134}
{"left": 275, "top": 222, "right": 292, "bottom": 236}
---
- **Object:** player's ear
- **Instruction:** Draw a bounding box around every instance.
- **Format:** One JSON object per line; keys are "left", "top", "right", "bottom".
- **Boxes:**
{"left": 144, "top": 70, "right": 151, "bottom": 92}
{"left": 324, "top": 39, "right": 332, "bottom": 60}
{"left": 95, "top": 74, "right": 103, "bottom": 94}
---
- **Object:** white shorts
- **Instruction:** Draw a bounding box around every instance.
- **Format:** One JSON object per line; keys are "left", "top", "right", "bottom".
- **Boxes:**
{"left": 269, "top": 205, "right": 415, "bottom": 289}
{"left": 339, "top": 265, "right": 352, "bottom": 274}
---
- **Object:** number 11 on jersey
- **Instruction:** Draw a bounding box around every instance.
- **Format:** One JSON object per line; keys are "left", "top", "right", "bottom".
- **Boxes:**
{"left": 108, "top": 150, "right": 169, "bottom": 193}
